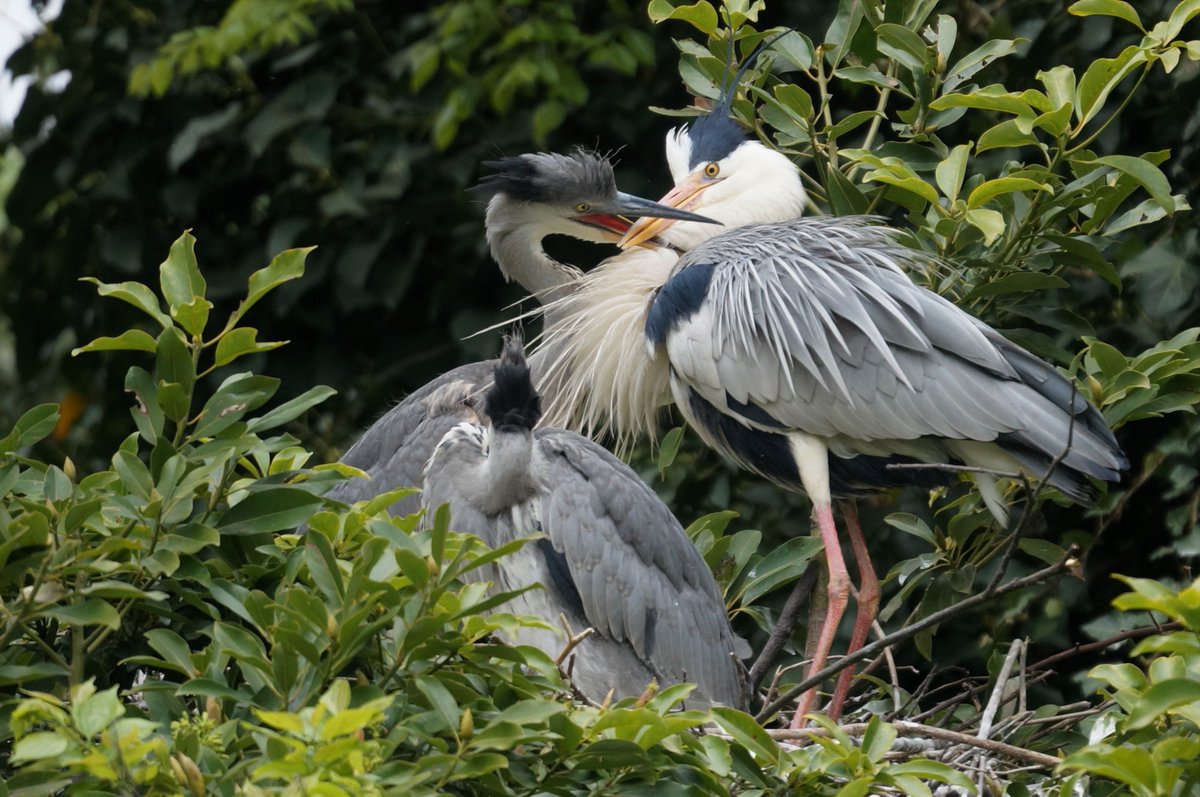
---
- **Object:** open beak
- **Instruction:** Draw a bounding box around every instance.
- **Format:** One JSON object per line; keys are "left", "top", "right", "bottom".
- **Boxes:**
{"left": 618, "top": 174, "right": 721, "bottom": 250}
{"left": 575, "top": 191, "right": 718, "bottom": 248}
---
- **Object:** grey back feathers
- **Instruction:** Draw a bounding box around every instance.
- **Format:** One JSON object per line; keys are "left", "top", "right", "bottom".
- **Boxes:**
{"left": 652, "top": 216, "right": 1126, "bottom": 506}
{"left": 422, "top": 340, "right": 747, "bottom": 708}
{"left": 475, "top": 150, "right": 617, "bottom": 205}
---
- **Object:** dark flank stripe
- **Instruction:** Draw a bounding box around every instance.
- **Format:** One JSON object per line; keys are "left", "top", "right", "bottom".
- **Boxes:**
{"left": 645, "top": 262, "right": 717, "bottom": 346}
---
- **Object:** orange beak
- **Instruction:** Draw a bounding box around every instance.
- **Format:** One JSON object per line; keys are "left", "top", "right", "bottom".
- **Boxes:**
{"left": 618, "top": 173, "right": 721, "bottom": 250}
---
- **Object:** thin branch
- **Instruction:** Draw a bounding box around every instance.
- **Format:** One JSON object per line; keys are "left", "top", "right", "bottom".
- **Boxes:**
{"left": 758, "top": 720, "right": 1062, "bottom": 768}
{"left": 1028, "top": 622, "right": 1183, "bottom": 672}
{"left": 755, "top": 548, "right": 1076, "bottom": 723}
{"left": 978, "top": 639, "right": 1024, "bottom": 742}
{"left": 747, "top": 561, "right": 820, "bottom": 689}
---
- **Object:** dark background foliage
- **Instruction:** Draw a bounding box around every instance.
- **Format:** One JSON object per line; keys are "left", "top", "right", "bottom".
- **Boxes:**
{"left": 2, "top": 0, "right": 1198, "bottom": 706}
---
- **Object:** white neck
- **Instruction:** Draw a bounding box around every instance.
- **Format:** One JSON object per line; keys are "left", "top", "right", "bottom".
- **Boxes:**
{"left": 485, "top": 195, "right": 585, "bottom": 302}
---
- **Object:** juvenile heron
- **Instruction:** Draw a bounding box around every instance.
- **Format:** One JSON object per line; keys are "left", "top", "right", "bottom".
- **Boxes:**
{"left": 422, "top": 339, "right": 748, "bottom": 708}
{"left": 545, "top": 50, "right": 1126, "bottom": 723}
{"left": 326, "top": 151, "right": 713, "bottom": 516}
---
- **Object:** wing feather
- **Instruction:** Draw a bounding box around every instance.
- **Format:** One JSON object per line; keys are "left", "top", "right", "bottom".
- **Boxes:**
{"left": 534, "top": 431, "right": 744, "bottom": 707}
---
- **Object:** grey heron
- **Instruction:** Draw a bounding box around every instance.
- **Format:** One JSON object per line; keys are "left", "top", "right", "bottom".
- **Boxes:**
{"left": 421, "top": 338, "right": 748, "bottom": 708}
{"left": 545, "top": 55, "right": 1126, "bottom": 724}
{"left": 325, "top": 150, "right": 713, "bottom": 516}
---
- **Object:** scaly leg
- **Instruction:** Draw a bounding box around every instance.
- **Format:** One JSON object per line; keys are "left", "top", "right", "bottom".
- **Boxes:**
{"left": 789, "top": 501, "right": 850, "bottom": 729}
{"left": 826, "top": 500, "right": 880, "bottom": 720}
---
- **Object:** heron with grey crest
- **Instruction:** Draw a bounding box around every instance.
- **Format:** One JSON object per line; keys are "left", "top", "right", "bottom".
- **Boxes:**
{"left": 324, "top": 150, "right": 714, "bottom": 517}
{"left": 421, "top": 338, "right": 748, "bottom": 708}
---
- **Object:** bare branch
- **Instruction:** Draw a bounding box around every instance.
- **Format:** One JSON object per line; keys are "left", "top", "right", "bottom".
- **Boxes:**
{"left": 748, "top": 561, "right": 820, "bottom": 689}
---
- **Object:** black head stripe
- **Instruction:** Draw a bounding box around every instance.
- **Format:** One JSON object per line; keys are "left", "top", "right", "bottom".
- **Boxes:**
{"left": 687, "top": 28, "right": 794, "bottom": 168}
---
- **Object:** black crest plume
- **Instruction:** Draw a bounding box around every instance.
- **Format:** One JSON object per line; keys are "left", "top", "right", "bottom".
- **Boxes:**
{"left": 687, "top": 27, "right": 794, "bottom": 166}
{"left": 471, "top": 150, "right": 615, "bottom": 203}
{"left": 484, "top": 337, "right": 543, "bottom": 432}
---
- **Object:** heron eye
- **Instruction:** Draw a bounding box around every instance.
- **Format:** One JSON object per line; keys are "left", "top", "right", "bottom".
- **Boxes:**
{"left": 704, "top": 162, "right": 720, "bottom": 178}
{"left": 574, "top": 202, "right": 591, "bottom": 213}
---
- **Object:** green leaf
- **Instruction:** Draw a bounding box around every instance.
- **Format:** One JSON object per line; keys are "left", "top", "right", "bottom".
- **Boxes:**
{"left": 1165, "top": 0, "right": 1200, "bottom": 41}
{"left": 247, "top": 385, "right": 337, "bottom": 433}
{"left": 254, "top": 708, "right": 306, "bottom": 735}
{"left": 237, "top": 247, "right": 314, "bottom": 322}
{"left": 966, "top": 177, "right": 1052, "bottom": 209}
{"left": 44, "top": 599, "right": 121, "bottom": 630}
{"left": 74, "top": 686, "right": 124, "bottom": 738}
{"left": 1068, "top": 0, "right": 1144, "bottom": 31}
{"left": 885, "top": 513, "right": 935, "bottom": 545}
{"left": 194, "top": 372, "right": 280, "bottom": 437}
{"left": 219, "top": 487, "right": 323, "bottom": 536}
{"left": 863, "top": 171, "right": 938, "bottom": 205}
{"left": 1038, "top": 65, "right": 1077, "bottom": 111}
{"left": 935, "top": 144, "right": 970, "bottom": 202}
{"left": 80, "top": 278, "right": 171, "bottom": 328}
{"left": 711, "top": 707, "right": 779, "bottom": 766}
{"left": 156, "top": 327, "right": 195, "bottom": 394}
{"left": 965, "top": 208, "right": 1006, "bottom": 244}
{"left": 1075, "top": 45, "right": 1147, "bottom": 128}
{"left": 415, "top": 674, "right": 461, "bottom": 733}
{"left": 1018, "top": 538, "right": 1068, "bottom": 565}
{"left": 72, "top": 329, "right": 159, "bottom": 356}
{"left": 658, "top": 426, "right": 685, "bottom": 476}
{"left": 10, "top": 731, "right": 69, "bottom": 762}
{"left": 142, "top": 629, "right": 197, "bottom": 677}
{"left": 931, "top": 85, "right": 1035, "bottom": 117}
{"left": 648, "top": 0, "right": 718, "bottom": 35}
{"left": 0, "top": 404, "right": 60, "bottom": 456}
{"left": 1087, "top": 339, "right": 1129, "bottom": 379}
{"left": 876, "top": 23, "right": 928, "bottom": 72}
{"left": 1092, "top": 154, "right": 1176, "bottom": 212}
{"left": 967, "top": 272, "right": 1069, "bottom": 298}
{"left": 1126, "top": 678, "right": 1200, "bottom": 729}
{"left": 739, "top": 536, "right": 823, "bottom": 605}
{"left": 943, "top": 38, "right": 1020, "bottom": 93}
{"left": 159, "top": 231, "right": 209, "bottom": 335}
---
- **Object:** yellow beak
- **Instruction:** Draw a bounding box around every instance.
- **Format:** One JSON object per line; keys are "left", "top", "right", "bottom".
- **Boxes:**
{"left": 618, "top": 174, "right": 719, "bottom": 250}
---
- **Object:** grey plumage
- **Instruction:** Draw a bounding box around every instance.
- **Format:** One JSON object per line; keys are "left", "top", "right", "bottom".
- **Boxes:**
{"left": 648, "top": 216, "right": 1127, "bottom": 503}
{"left": 421, "top": 341, "right": 746, "bottom": 708}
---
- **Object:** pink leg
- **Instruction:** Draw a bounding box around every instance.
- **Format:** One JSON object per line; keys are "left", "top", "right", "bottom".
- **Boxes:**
{"left": 826, "top": 501, "right": 880, "bottom": 720}
{"left": 790, "top": 501, "right": 850, "bottom": 729}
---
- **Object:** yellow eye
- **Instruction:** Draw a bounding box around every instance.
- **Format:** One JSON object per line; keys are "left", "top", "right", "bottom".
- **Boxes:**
{"left": 704, "top": 162, "right": 720, "bottom": 178}
{"left": 574, "top": 202, "right": 591, "bottom": 213}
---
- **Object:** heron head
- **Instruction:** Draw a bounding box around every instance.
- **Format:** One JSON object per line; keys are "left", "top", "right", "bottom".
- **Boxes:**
{"left": 475, "top": 150, "right": 717, "bottom": 246}
{"left": 619, "top": 33, "right": 807, "bottom": 251}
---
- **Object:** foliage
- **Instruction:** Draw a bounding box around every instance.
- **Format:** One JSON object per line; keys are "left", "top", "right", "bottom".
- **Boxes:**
{"left": 3, "top": 0, "right": 1200, "bottom": 793}
{"left": 0, "top": 234, "right": 979, "bottom": 795}
{"left": 1059, "top": 575, "right": 1200, "bottom": 796}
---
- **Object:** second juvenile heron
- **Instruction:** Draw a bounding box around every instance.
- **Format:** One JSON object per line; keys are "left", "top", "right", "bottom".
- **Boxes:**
{"left": 422, "top": 339, "right": 748, "bottom": 708}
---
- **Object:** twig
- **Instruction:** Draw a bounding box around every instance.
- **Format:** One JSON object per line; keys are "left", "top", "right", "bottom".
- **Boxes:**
{"left": 990, "top": 396, "right": 1079, "bottom": 596}
{"left": 555, "top": 614, "right": 595, "bottom": 667}
{"left": 978, "top": 639, "right": 1024, "bottom": 743}
{"left": 758, "top": 720, "right": 1062, "bottom": 768}
{"left": 755, "top": 549, "right": 1076, "bottom": 723}
{"left": 1028, "top": 622, "right": 1183, "bottom": 672}
{"left": 748, "top": 561, "right": 820, "bottom": 689}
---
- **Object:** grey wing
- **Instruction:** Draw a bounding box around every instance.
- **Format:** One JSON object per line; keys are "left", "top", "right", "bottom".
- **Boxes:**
{"left": 534, "top": 430, "right": 745, "bottom": 707}
{"left": 326, "top": 360, "right": 497, "bottom": 515}
{"left": 667, "top": 218, "right": 1123, "bottom": 479}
